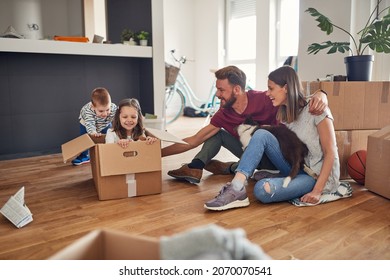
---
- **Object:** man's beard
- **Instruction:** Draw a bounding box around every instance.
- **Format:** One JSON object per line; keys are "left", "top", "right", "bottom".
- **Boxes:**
{"left": 221, "top": 92, "right": 236, "bottom": 108}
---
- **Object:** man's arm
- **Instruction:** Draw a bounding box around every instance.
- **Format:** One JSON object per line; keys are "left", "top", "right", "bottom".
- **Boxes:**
{"left": 308, "top": 89, "right": 328, "bottom": 115}
{"left": 162, "top": 124, "right": 220, "bottom": 157}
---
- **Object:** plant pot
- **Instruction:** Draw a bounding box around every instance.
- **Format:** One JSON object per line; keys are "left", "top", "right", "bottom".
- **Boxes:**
{"left": 344, "top": 55, "right": 374, "bottom": 81}
{"left": 140, "top": 39, "right": 148, "bottom": 46}
{"left": 123, "top": 38, "right": 136, "bottom": 45}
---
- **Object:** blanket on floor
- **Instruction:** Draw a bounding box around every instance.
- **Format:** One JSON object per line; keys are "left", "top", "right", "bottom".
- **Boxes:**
{"left": 289, "top": 181, "right": 353, "bottom": 207}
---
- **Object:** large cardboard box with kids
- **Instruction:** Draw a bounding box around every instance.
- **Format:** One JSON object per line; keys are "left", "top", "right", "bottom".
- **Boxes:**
{"left": 62, "top": 128, "right": 185, "bottom": 200}
{"left": 365, "top": 126, "right": 390, "bottom": 199}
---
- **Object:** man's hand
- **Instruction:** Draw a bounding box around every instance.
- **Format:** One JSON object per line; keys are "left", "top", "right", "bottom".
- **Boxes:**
{"left": 308, "top": 89, "right": 328, "bottom": 115}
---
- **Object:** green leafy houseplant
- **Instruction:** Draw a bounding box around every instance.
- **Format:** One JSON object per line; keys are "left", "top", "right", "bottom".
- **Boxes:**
{"left": 121, "top": 28, "right": 134, "bottom": 43}
{"left": 306, "top": 1, "right": 390, "bottom": 56}
{"left": 136, "top": 31, "right": 149, "bottom": 41}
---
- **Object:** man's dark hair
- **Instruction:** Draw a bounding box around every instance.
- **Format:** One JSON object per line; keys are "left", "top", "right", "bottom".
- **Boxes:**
{"left": 215, "top": 65, "right": 246, "bottom": 90}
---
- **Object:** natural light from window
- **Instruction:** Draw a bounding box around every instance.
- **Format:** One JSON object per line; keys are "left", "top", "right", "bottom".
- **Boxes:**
{"left": 278, "top": 0, "right": 299, "bottom": 60}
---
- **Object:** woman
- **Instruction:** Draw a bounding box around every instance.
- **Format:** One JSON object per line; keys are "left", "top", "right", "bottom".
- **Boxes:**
{"left": 204, "top": 66, "right": 352, "bottom": 210}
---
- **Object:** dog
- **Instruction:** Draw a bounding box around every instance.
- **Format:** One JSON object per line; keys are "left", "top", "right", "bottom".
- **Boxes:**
{"left": 237, "top": 119, "right": 311, "bottom": 187}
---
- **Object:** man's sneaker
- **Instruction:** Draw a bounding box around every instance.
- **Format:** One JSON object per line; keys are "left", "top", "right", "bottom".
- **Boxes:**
{"left": 204, "top": 183, "right": 249, "bottom": 211}
{"left": 72, "top": 156, "right": 90, "bottom": 166}
{"left": 204, "top": 160, "right": 235, "bottom": 175}
{"left": 167, "top": 164, "right": 202, "bottom": 184}
{"left": 252, "top": 169, "right": 281, "bottom": 181}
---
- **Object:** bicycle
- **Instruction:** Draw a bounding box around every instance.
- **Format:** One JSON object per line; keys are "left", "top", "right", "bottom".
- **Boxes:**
{"left": 164, "top": 49, "right": 220, "bottom": 125}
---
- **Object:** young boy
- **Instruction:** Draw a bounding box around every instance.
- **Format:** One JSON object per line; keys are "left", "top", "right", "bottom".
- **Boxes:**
{"left": 72, "top": 87, "right": 117, "bottom": 166}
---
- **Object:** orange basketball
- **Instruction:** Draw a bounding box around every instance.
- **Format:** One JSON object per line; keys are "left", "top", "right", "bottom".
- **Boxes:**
{"left": 347, "top": 150, "right": 367, "bottom": 185}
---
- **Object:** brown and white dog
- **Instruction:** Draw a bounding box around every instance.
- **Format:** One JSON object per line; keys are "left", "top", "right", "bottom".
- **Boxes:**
{"left": 236, "top": 119, "right": 315, "bottom": 187}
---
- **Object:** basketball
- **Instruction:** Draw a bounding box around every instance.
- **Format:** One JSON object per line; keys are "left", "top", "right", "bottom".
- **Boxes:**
{"left": 347, "top": 150, "right": 367, "bottom": 185}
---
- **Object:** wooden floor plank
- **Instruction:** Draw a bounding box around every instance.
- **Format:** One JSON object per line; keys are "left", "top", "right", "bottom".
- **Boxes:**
{"left": 0, "top": 117, "right": 389, "bottom": 260}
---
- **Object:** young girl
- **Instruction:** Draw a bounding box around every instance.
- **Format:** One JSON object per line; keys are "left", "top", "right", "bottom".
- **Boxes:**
{"left": 105, "top": 98, "right": 157, "bottom": 148}
{"left": 204, "top": 66, "right": 352, "bottom": 210}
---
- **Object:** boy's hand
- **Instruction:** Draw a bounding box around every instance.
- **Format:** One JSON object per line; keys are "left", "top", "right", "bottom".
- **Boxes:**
{"left": 91, "top": 132, "right": 103, "bottom": 137}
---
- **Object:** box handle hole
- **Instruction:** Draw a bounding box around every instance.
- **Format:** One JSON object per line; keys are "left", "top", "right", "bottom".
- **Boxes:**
{"left": 123, "top": 151, "right": 138, "bottom": 157}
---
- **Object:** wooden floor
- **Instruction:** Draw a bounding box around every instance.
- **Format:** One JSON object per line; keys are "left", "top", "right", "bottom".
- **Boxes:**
{"left": 0, "top": 117, "right": 389, "bottom": 260}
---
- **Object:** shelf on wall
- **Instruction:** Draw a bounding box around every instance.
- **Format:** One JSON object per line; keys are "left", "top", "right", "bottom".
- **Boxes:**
{"left": 0, "top": 38, "right": 152, "bottom": 58}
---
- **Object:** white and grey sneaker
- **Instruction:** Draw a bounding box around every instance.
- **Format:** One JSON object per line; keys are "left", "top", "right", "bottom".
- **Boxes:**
{"left": 204, "top": 183, "right": 249, "bottom": 211}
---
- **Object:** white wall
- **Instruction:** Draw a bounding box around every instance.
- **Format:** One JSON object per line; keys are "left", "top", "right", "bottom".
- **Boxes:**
{"left": 163, "top": 0, "right": 222, "bottom": 102}
{"left": 298, "top": 0, "right": 352, "bottom": 81}
{"left": 0, "top": 0, "right": 83, "bottom": 39}
{"left": 298, "top": 0, "right": 390, "bottom": 81}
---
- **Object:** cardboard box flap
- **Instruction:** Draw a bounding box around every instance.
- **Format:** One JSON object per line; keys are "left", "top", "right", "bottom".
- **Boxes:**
{"left": 98, "top": 141, "right": 162, "bottom": 176}
{"left": 368, "top": 125, "right": 390, "bottom": 139}
{"left": 49, "top": 229, "right": 159, "bottom": 260}
{"left": 146, "top": 127, "right": 188, "bottom": 144}
{"left": 61, "top": 134, "right": 96, "bottom": 163}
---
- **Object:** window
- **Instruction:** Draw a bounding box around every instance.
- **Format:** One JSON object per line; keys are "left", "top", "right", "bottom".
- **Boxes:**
{"left": 225, "top": 0, "right": 256, "bottom": 87}
{"left": 277, "top": 0, "right": 300, "bottom": 68}
{"left": 225, "top": 0, "right": 300, "bottom": 87}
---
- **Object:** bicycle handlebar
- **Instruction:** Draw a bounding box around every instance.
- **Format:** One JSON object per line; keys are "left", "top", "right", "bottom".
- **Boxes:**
{"left": 170, "top": 49, "right": 187, "bottom": 67}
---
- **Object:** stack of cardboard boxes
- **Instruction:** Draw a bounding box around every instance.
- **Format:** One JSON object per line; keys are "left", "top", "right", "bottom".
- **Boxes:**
{"left": 303, "top": 81, "right": 390, "bottom": 199}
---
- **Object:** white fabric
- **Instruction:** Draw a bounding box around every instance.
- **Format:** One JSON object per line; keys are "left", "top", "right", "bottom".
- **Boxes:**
{"left": 160, "top": 224, "right": 271, "bottom": 260}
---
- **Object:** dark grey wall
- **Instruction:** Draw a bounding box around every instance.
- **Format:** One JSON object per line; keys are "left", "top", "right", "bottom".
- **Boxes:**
{"left": 0, "top": 52, "right": 153, "bottom": 160}
{"left": 106, "top": 0, "right": 152, "bottom": 44}
{"left": 0, "top": 0, "right": 154, "bottom": 160}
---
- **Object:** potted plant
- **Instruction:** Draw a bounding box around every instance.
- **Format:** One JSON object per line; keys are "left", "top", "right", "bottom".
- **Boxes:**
{"left": 305, "top": 0, "right": 390, "bottom": 81}
{"left": 136, "top": 30, "right": 149, "bottom": 46}
{"left": 121, "top": 28, "right": 136, "bottom": 45}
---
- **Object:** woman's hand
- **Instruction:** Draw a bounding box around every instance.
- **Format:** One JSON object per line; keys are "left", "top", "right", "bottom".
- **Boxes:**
{"left": 300, "top": 190, "right": 322, "bottom": 204}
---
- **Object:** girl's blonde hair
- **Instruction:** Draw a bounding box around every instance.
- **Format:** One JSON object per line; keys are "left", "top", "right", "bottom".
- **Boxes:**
{"left": 268, "top": 66, "right": 307, "bottom": 123}
{"left": 112, "top": 98, "right": 144, "bottom": 140}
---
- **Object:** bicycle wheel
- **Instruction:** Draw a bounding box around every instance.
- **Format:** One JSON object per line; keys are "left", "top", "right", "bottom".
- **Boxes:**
{"left": 165, "top": 87, "right": 185, "bottom": 124}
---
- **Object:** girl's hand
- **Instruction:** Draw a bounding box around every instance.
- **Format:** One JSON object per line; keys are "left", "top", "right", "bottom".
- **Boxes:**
{"left": 117, "top": 139, "right": 131, "bottom": 149}
{"left": 91, "top": 132, "right": 102, "bottom": 137}
{"left": 300, "top": 190, "right": 322, "bottom": 204}
{"left": 145, "top": 136, "right": 157, "bottom": 144}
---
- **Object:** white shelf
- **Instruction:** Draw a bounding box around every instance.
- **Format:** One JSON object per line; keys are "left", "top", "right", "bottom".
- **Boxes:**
{"left": 0, "top": 38, "right": 152, "bottom": 58}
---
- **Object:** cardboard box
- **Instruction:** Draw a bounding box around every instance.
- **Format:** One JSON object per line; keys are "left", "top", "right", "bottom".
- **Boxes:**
{"left": 365, "top": 126, "right": 390, "bottom": 199}
{"left": 61, "top": 128, "right": 186, "bottom": 200}
{"left": 144, "top": 118, "right": 165, "bottom": 130}
{"left": 321, "top": 82, "right": 390, "bottom": 130}
{"left": 335, "top": 130, "right": 378, "bottom": 179}
{"left": 302, "top": 81, "right": 321, "bottom": 97}
{"left": 48, "top": 229, "right": 159, "bottom": 260}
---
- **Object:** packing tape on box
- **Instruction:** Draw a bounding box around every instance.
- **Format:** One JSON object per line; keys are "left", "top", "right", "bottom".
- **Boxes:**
{"left": 382, "top": 82, "right": 389, "bottom": 103}
{"left": 126, "top": 174, "right": 137, "bottom": 197}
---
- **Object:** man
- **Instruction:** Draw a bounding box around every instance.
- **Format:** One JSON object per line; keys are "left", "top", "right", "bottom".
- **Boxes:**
{"left": 162, "top": 66, "right": 327, "bottom": 184}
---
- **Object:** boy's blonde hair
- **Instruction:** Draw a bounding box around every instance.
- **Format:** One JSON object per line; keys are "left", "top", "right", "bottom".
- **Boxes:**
{"left": 91, "top": 87, "right": 111, "bottom": 106}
